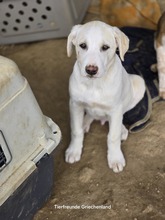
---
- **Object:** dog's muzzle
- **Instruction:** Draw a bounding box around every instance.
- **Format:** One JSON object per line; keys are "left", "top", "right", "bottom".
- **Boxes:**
{"left": 85, "top": 65, "right": 98, "bottom": 76}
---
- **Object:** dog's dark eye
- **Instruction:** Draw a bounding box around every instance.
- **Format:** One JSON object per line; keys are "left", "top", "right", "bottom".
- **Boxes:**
{"left": 79, "top": 43, "right": 87, "bottom": 50}
{"left": 102, "top": 45, "right": 110, "bottom": 51}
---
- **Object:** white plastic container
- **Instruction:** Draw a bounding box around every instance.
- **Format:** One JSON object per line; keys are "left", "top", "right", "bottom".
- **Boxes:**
{"left": 0, "top": 0, "right": 91, "bottom": 44}
{"left": 0, "top": 56, "right": 61, "bottom": 207}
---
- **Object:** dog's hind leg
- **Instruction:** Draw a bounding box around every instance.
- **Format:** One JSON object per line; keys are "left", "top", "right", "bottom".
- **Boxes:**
{"left": 83, "top": 113, "right": 93, "bottom": 133}
{"left": 129, "top": 74, "right": 145, "bottom": 110}
{"left": 121, "top": 124, "right": 128, "bottom": 141}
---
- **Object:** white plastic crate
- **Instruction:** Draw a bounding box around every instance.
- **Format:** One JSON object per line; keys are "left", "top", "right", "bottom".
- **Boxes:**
{"left": 0, "top": 55, "right": 61, "bottom": 206}
{"left": 0, "top": 0, "right": 91, "bottom": 44}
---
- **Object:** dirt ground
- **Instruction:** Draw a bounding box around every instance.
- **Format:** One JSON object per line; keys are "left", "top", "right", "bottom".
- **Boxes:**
{"left": 1, "top": 11, "right": 165, "bottom": 220}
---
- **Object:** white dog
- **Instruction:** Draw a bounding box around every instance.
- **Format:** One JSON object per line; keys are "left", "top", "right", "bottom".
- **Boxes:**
{"left": 65, "top": 21, "right": 145, "bottom": 173}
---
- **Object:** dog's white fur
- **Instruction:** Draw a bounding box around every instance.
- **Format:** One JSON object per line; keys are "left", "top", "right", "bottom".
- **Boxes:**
{"left": 155, "top": 40, "right": 165, "bottom": 98}
{"left": 154, "top": 11, "right": 165, "bottom": 99}
{"left": 65, "top": 21, "right": 145, "bottom": 173}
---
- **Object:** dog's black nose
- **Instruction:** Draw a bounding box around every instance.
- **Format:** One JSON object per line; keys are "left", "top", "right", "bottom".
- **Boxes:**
{"left": 85, "top": 65, "right": 98, "bottom": 76}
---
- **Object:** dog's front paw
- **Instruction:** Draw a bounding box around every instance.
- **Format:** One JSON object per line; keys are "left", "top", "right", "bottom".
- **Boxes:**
{"left": 107, "top": 150, "right": 126, "bottom": 173}
{"left": 65, "top": 146, "right": 82, "bottom": 164}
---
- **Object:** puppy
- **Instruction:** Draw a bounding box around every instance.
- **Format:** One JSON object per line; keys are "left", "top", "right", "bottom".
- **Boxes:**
{"left": 65, "top": 21, "right": 145, "bottom": 173}
{"left": 155, "top": 12, "right": 165, "bottom": 99}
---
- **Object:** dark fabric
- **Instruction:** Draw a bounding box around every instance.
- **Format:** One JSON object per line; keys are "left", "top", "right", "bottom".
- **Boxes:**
{"left": 120, "top": 27, "right": 159, "bottom": 132}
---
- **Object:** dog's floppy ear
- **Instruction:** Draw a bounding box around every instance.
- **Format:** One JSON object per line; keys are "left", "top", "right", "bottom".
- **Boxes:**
{"left": 113, "top": 27, "right": 129, "bottom": 61}
{"left": 67, "top": 25, "right": 82, "bottom": 57}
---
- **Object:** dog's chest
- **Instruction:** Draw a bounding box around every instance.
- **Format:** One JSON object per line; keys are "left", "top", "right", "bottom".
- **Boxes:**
{"left": 71, "top": 82, "right": 112, "bottom": 117}
{"left": 85, "top": 102, "right": 109, "bottom": 119}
